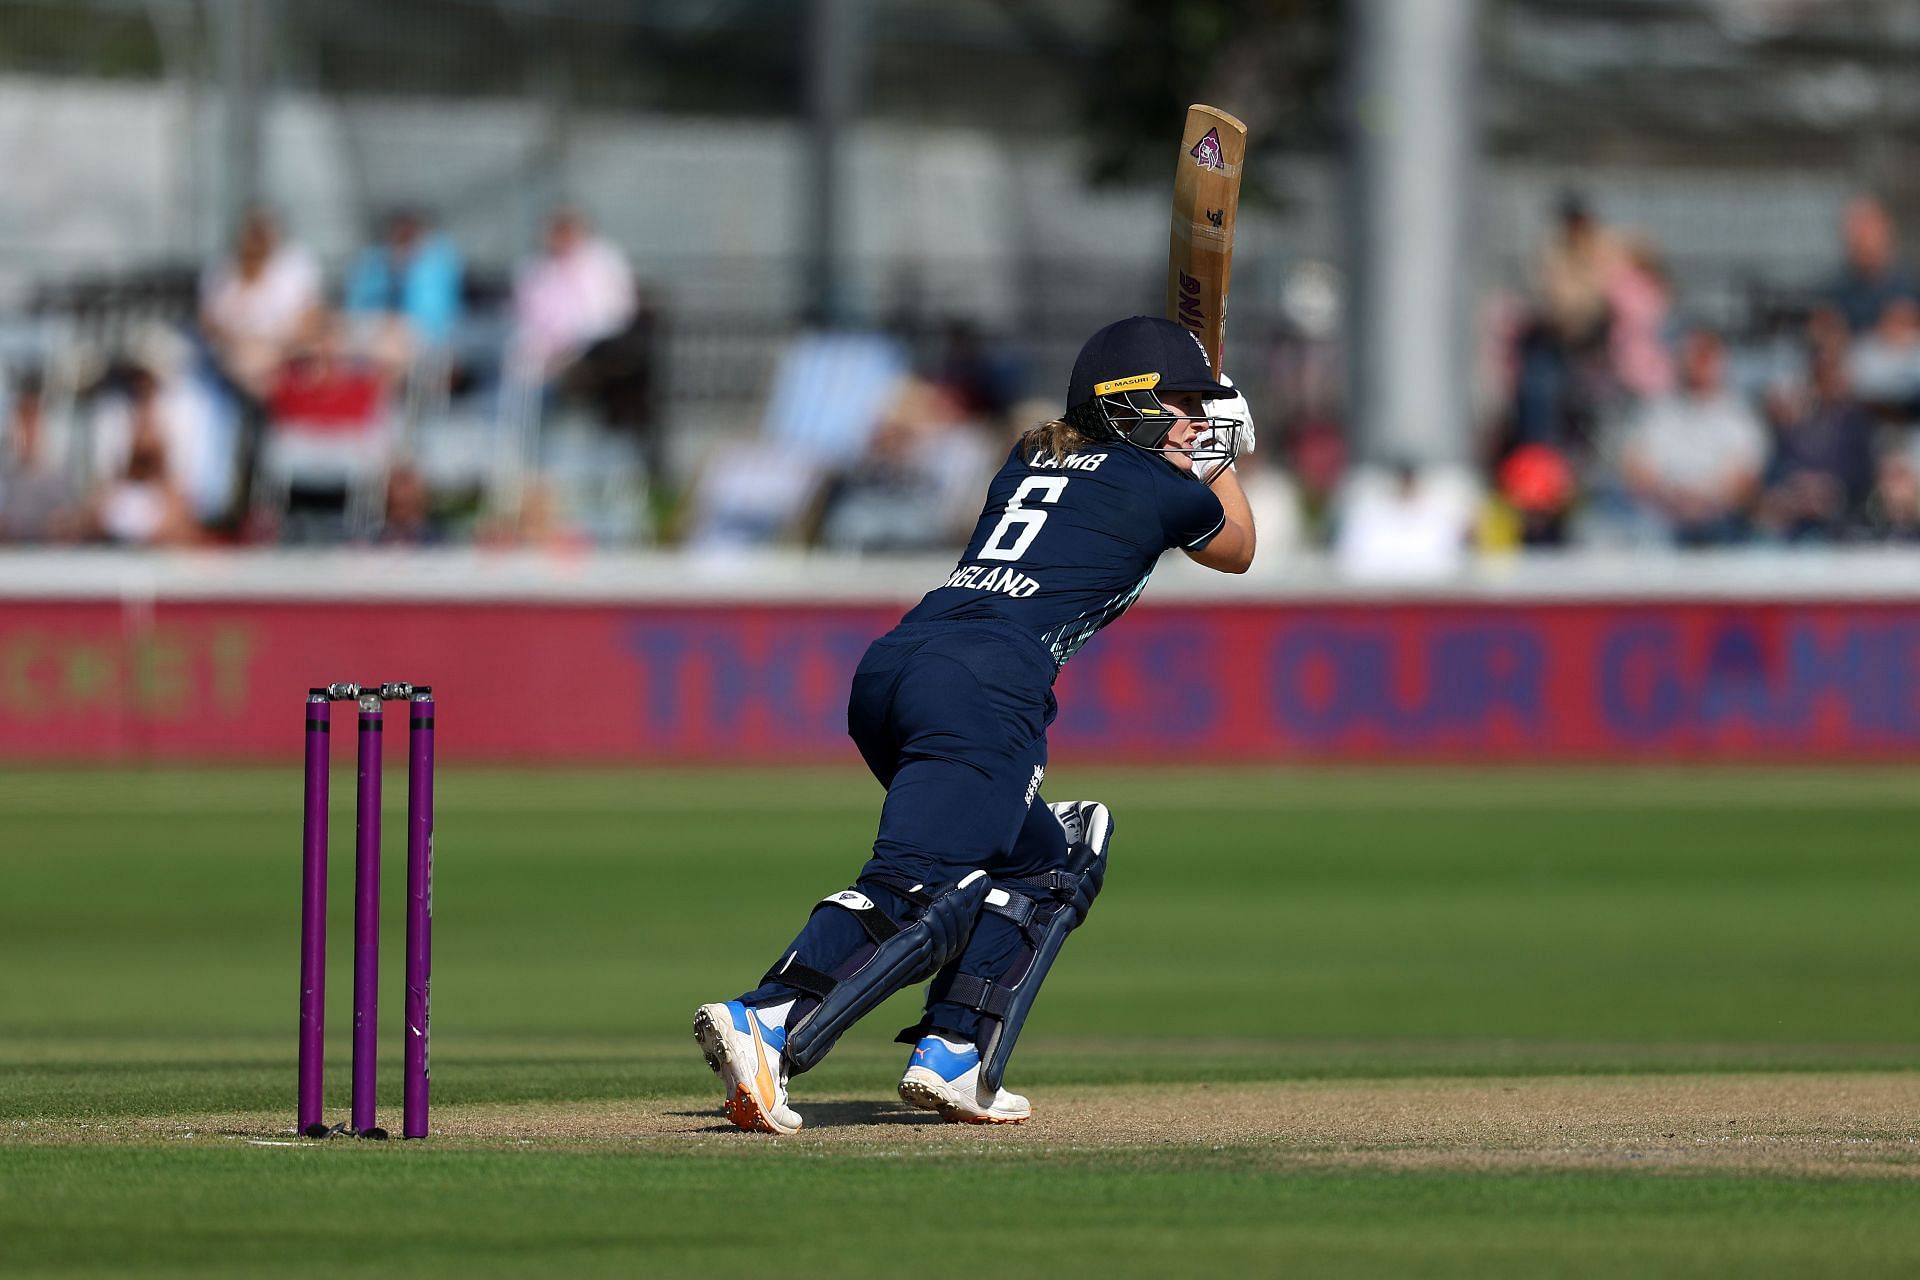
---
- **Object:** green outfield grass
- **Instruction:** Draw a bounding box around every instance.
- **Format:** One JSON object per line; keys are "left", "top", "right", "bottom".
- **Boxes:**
{"left": 4, "top": 767, "right": 1919, "bottom": 1277}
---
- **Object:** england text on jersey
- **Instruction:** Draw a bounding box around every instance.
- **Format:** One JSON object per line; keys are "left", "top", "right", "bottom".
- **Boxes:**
{"left": 943, "top": 564, "right": 1042, "bottom": 598}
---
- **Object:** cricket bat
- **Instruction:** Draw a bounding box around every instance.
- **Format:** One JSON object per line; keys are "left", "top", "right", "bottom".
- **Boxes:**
{"left": 1167, "top": 104, "right": 1247, "bottom": 377}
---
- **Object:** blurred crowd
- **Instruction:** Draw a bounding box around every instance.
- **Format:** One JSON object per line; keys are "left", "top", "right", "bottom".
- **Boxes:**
{"left": 1479, "top": 192, "right": 1920, "bottom": 550}
{"left": 7, "top": 190, "right": 1920, "bottom": 562}
{"left": 0, "top": 204, "right": 624, "bottom": 547}
{"left": 0, "top": 203, "right": 1036, "bottom": 555}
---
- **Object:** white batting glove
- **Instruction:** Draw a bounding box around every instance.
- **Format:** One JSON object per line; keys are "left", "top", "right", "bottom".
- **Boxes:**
{"left": 1203, "top": 373, "right": 1256, "bottom": 459}
{"left": 1186, "top": 374, "right": 1253, "bottom": 482}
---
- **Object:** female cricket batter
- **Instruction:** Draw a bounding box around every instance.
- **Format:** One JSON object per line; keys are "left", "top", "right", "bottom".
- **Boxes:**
{"left": 695, "top": 316, "right": 1257, "bottom": 1133}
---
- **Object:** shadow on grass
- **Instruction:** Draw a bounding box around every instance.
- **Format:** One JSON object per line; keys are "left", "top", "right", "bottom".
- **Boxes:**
{"left": 665, "top": 1101, "right": 941, "bottom": 1129}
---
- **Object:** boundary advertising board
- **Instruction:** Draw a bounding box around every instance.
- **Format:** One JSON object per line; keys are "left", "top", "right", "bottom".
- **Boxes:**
{"left": 2, "top": 598, "right": 1917, "bottom": 762}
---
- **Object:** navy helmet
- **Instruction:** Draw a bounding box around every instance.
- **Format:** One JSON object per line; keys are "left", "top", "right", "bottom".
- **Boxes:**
{"left": 1065, "top": 316, "right": 1238, "bottom": 474}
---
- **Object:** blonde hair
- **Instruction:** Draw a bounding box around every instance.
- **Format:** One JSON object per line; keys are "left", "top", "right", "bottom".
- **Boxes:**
{"left": 1018, "top": 416, "right": 1096, "bottom": 465}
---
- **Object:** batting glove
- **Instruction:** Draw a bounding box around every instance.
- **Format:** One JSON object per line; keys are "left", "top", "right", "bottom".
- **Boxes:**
{"left": 1203, "top": 373, "right": 1256, "bottom": 459}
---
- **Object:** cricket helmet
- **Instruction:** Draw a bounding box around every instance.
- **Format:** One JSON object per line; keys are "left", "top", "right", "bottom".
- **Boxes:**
{"left": 1065, "top": 316, "right": 1239, "bottom": 475}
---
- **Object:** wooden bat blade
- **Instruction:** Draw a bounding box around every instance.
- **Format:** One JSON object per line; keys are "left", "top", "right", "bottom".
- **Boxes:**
{"left": 1167, "top": 104, "right": 1247, "bottom": 377}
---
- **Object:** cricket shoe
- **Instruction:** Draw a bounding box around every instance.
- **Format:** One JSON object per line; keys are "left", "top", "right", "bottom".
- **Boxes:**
{"left": 1049, "top": 800, "right": 1113, "bottom": 856}
{"left": 693, "top": 1001, "right": 802, "bottom": 1135}
{"left": 898, "top": 1034, "right": 1030, "bottom": 1124}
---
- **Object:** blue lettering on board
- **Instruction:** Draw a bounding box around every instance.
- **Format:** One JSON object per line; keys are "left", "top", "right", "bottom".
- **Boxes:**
{"left": 1271, "top": 622, "right": 1546, "bottom": 742}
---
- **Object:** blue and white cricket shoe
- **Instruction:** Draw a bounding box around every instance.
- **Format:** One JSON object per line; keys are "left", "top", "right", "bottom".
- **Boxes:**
{"left": 694, "top": 1000, "right": 802, "bottom": 1135}
{"left": 898, "top": 1034, "right": 1031, "bottom": 1124}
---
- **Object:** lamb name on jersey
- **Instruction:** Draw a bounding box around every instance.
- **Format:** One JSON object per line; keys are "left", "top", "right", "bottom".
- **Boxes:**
{"left": 1027, "top": 451, "right": 1108, "bottom": 472}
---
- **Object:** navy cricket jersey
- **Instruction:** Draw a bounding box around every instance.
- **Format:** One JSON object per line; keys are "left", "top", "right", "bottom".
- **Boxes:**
{"left": 902, "top": 440, "right": 1225, "bottom": 669}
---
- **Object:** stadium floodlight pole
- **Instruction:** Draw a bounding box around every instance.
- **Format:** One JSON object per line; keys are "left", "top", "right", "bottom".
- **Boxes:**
{"left": 802, "top": 0, "right": 865, "bottom": 328}
{"left": 351, "top": 689, "right": 387, "bottom": 1138}
{"left": 297, "top": 689, "right": 332, "bottom": 1138}
{"left": 403, "top": 686, "right": 436, "bottom": 1139}
{"left": 1348, "top": 0, "right": 1477, "bottom": 466}
{"left": 215, "top": 0, "right": 269, "bottom": 238}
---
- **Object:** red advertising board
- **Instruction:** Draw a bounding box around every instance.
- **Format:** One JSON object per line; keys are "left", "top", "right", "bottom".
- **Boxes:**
{"left": 2, "top": 598, "right": 1918, "bottom": 762}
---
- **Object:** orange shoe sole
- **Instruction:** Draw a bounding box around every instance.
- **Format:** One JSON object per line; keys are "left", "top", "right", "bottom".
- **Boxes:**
{"left": 723, "top": 1081, "right": 785, "bottom": 1134}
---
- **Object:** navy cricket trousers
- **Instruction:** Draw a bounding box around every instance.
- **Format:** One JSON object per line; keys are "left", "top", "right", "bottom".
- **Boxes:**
{"left": 741, "top": 621, "right": 1071, "bottom": 1040}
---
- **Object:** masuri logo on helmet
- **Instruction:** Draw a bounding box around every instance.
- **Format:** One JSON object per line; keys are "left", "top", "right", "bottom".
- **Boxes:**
{"left": 1092, "top": 372, "right": 1163, "bottom": 399}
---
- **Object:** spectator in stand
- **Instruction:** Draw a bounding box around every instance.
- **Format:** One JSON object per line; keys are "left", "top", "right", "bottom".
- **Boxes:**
{"left": 509, "top": 207, "right": 663, "bottom": 488}
{"left": 510, "top": 206, "right": 636, "bottom": 381}
{"left": 1606, "top": 235, "right": 1675, "bottom": 402}
{"left": 1821, "top": 195, "right": 1917, "bottom": 335}
{"left": 0, "top": 371, "right": 78, "bottom": 541}
{"left": 1333, "top": 462, "right": 1476, "bottom": 582}
{"left": 376, "top": 461, "right": 443, "bottom": 546}
{"left": 1847, "top": 296, "right": 1920, "bottom": 426}
{"left": 343, "top": 207, "right": 464, "bottom": 371}
{"left": 932, "top": 319, "right": 1025, "bottom": 424}
{"left": 1513, "top": 192, "right": 1623, "bottom": 448}
{"left": 1756, "top": 343, "right": 1877, "bottom": 542}
{"left": 89, "top": 333, "right": 230, "bottom": 527}
{"left": 813, "top": 415, "right": 951, "bottom": 553}
{"left": 812, "top": 377, "right": 994, "bottom": 553}
{"left": 1283, "top": 410, "right": 1346, "bottom": 537}
{"left": 1495, "top": 443, "right": 1576, "bottom": 547}
{"left": 1617, "top": 328, "right": 1767, "bottom": 546}
{"left": 86, "top": 385, "right": 200, "bottom": 547}
{"left": 200, "top": 208, "right": 323, "bottom": 398}
{"left": 1539, "top": 192, "right": 1620, "bottom": 353}
{"left": 1865, "top": 446, "right": 1920, "bottom": 542}
{"left": 562, "top": 290, "right": 666, "bottom": 488}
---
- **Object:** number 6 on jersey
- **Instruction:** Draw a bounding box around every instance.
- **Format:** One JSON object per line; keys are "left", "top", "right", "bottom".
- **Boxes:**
{"left": 979, "top": 477, "right": 1069, "bottom": 561}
